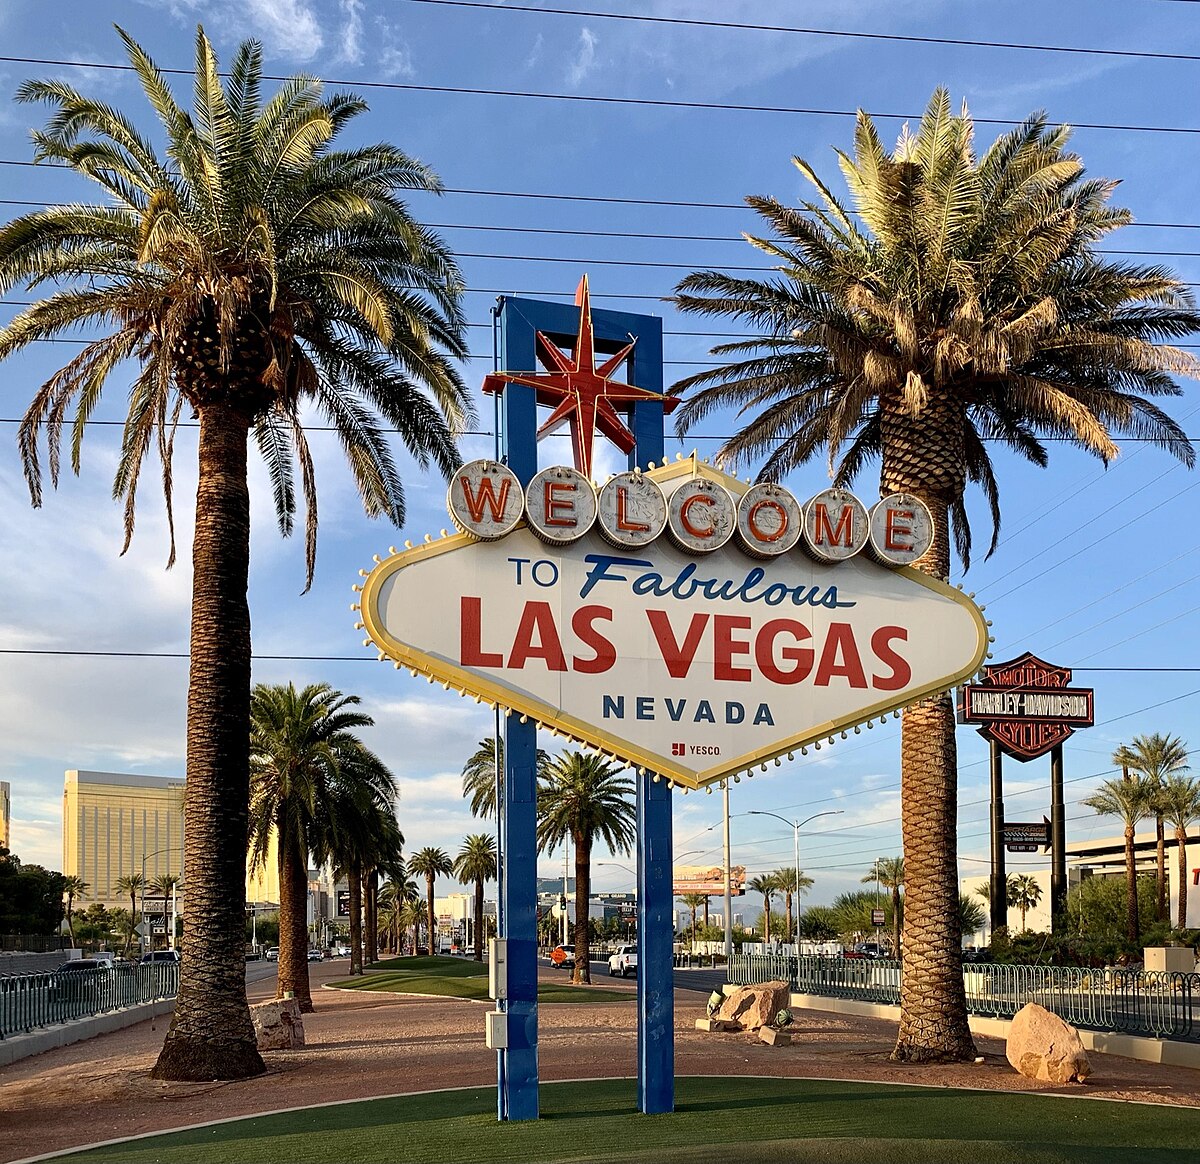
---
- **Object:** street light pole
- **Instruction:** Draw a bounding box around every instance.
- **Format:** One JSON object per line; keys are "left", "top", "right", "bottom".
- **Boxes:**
{"left": 747, "top": 809, "right": 844, "bottom": 955}
{"left": 139, "top": 845, "right": 183, "bottom": 956}
{"left": 723, "top": 781, "right": 733, "bottom": 964}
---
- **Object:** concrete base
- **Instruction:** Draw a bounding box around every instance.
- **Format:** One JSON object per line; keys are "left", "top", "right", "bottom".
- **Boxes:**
{"left": 0, "top": 997, "right": 175, "bottom": 1067}
{"left": 759, "top": 1027, "right": 792, "bottom": 1046}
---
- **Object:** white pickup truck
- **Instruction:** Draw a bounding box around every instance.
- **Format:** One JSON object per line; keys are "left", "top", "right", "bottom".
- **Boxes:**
{"left": 607, "top": 945, "right": 637, "bottom": 978}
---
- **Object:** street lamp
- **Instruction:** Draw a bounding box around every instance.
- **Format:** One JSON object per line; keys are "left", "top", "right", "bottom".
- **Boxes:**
{"left": 747, "top": 810, "right": 844, "bottom": 954}
{"left": 140, "top": 845, "right": 183, "bottom": 954}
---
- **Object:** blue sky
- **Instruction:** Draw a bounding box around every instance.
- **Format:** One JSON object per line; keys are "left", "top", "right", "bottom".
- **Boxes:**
{"left": 1, "top": 0, "right": 1199, "bottom": 913}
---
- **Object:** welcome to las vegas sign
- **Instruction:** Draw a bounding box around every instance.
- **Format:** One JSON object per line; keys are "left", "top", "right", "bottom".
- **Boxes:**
{"left": 354, "top": 457, "right": 989, "bottom": 791}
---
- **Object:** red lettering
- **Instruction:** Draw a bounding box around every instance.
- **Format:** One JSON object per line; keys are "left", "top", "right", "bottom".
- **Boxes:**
{"left": 748, "top": 499, "right": 788, "bottom": 543}
{"left": 754, "top": 619, "right": 813, "bottom": 685}
{"left": 813, "top": 503, "right": 855, "bottom": 547}
{"left": 545, "top": 480, "right": 577, "bottom": 527}
{"left": 616, "top": 486, "right": 650, "bottom": 532}
{"left": 460, "top": 597, "right": 503, "bottom": 667}
{"left": 507, "top": 601, "right": 566, "bottom": 671}
{"left": 571, "top": 605, "right": 616, "bottom": 674}
{"left": 647, "top": 610, "right": 709, "bottom": 679}
{"left": 459, "top": 475, "right": 512, "bottom": 524}
{"left": 871, "top": 626, "right": 911, "bottom": 690}
{"left": 813, "top": 623, "right": 867, "bottom": 688}
{"left": 713, "top": 615, "right": 752, "bottom": 682}
{"left": 680, "top": 493, "right": 716, "bottom": 537}
{"left": 885, "top": 508, "right": 915, "bottom": 552}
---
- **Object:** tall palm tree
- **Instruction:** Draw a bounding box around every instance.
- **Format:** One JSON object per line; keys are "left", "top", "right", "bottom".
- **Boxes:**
{"left": 1114, "top": 735, "right": 1191, "bottom": 922}
{"left": 379, "top": 875, "right": 420, "bottom": 953}
{"left": 1084, "top": 775, "right": 1157, "bottom": 946}
{"left": 408, "top": 847, "right": 453, "bottom": 957}
{"left": 671, "top": 90, "right": 1198, "bottom": 1061}
{"left": 775, "top": 866, "right": 815, "bottom": 942}
{"left": 0, "top": 28, "right": 468, "bottom": 1081}
{"left": 453, "top": 834, "right": 498, "bottom": 961}
{"left": 113, "top": 874, "right": 144, "bottom": 957}
{"left": 1159, "top": 772, "right": 1200, "bottom": 929}
{"left": 461, "top": 737, "right": 552, "bottom": 819}
{"left": 536, "top": 752, "right": 636, "bottom": 985}
{"left": 748, "top": 873, "right": 781, "bottom": 944}
{"left": 249, "top": 682, "right": 393, "bottom": 1009}
{"left": 1009, "top": 875, "right": 1043, "bottom": 932}
{"left": 677, "top": 893, "right": 707, "bottom": 946}
{"left": 862, "top": 857, "right": 906, "bottom": 956}
{"left": 61, "top": 876, "right": 89, "bottom": 945}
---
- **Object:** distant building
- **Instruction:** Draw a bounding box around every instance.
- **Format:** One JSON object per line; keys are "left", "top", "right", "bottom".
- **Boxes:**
{"left": 0, "top": 781, "right": 9, "bottom": 850}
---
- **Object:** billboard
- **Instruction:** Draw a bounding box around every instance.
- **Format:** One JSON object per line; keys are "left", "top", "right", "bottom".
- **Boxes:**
{"left": 358, "top": 459, "right": 988, "bottom": 790}
{"left": 672, "top": 864, "right": 746, "bottom": 896}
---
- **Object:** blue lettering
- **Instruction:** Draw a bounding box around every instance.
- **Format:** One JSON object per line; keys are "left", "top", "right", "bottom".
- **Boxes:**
{"left": 695, "top": 700, "right": 715, "bottom": 724}
{"left": 753, "top": 703, "right": 775, "bottom": 726}
{"left": 581, "top": 554, "right": 655, "bottom": 600}
{"left": 636, "top": 696, "right": 654, "bottom": 720}
{"left": 725, "top": 701, "right": 745, "bottom": 724}
{"left": 665, "top": 698, "right": 686, "bottom": 722}
{"left": 603, "top": 695, "right": 625, "bottom": 719}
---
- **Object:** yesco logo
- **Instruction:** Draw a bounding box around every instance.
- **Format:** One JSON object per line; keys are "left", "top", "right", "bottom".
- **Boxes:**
{"left": 447, "top": 460, "right": 934, "bottom": 568}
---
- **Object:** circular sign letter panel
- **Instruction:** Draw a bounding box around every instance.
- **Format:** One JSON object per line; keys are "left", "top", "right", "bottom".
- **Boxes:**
{"left": 525, "top": 466, "right": 597, "bottom": 545}
{"left": 666, "top": 477, "right": 736, "bottom": 554}
{"left": 736, "top": 483, "right": 802, "bottom": 557}
{"left": 447, "top": 459, "right": 525, "bottom": 540}
{"left": 868, "top": 493, "right": 934, "bottom": 567}
{"left": 597, "top": 471, "right": 667, "bottom": 548}
{"left": 801, "top": 489, "right": 869, "bottom": 561}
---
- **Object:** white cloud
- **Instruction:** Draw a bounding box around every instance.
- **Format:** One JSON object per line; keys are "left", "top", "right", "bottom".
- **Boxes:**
{"left": 565, "top": 28, "right": 599, "bottom": 88}
{"left": 151, "top": 0, "right": 326, "bottom": 62}
{"left": 337, "top": 0, "right": 366, "bottom": 66}
{"left": 524, "top": 32, "right": 545, "bottom": 72}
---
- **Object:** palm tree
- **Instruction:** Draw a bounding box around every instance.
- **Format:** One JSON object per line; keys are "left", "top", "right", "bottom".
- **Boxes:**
{"left": 536, "top": 751, "right": 636, "bottom": 985}
{"left": 113, "top": 874, "right": 144, "bottom": 957}
{"left": 0, "top": 28, "right": 469, "bottom": 1081}
{"left": 1114, "top": 735, "right": 1191, "bottom": 922}
{"left": 408, "top": 847, "right": 453, "bottom": 957}
{"left": 677, "top": 893, "right": 708, "bottom": 946}
{"left": 1009, "top": 875, "right": 1043, "bottom": 932}
{"left": 1084, "top": 776, "right": 1157, "bottom": 945}
{"left": 863, "top": 857, "right": 905, "bottom": 956}
{"left": 775, "top": 867, "right": 815, "bottom": 942}
{"left": 61, "top": 875, "right": 89, "bottom": 945}
{"left": 461, "top": 738, "right": 551, "bottom": 819}
{"left": 1158, "top": 772, "right": 1200, "bottom": 929}
{"left": 748, "top": 874, "right": 781, "bottom": 944}
{"left": 453, "top": 834, "right": 498, "bottom": 961}
{"left": 379, "top": 875, "right": 420, "bottom": 953}
{"left": 671, "top": 90, "right": 1198, "bottom": 1061}
{"left": 249, "top": 682, "right": 393, "bottom": 1009}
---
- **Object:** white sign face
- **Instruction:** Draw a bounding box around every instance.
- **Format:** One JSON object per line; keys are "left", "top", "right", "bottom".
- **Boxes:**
{"left": 359, "top": 461, "right": 987, "bottom": 790}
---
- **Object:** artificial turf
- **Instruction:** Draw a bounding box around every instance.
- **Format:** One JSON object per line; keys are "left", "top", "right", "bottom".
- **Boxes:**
{"left": 53, "top": 1076, "right": 1200, "bottom": 1163}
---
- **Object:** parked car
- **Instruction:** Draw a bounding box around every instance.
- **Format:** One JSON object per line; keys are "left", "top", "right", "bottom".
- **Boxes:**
{"left": 307, "top": 949, "right": 324, "bottom": 962}
{"left": 334, "top": 944, "right": 350, "bottom": 958}
{"left": 845, "top": 942, "right": 887, "bottom": 960}
{"left": 140, "top": 950, "right": 180, "bottom": 965}
{"left": 264, "top": 947, "right": 280, "bottom": 962}
{"left": 608, "top": 945, "right": 637, "bottom": 978}
{"left": 550, "top": 944, "right": 575, "bottom": 969}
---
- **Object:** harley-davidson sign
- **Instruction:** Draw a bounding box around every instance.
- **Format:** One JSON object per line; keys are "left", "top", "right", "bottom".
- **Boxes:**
{"left": 356, "top": 458, "right": 989, "bottom": 790}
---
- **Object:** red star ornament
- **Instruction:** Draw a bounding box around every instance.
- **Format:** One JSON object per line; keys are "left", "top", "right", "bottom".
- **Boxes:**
{"left": 482, "top": 275, "right": 679, "bottom": 478}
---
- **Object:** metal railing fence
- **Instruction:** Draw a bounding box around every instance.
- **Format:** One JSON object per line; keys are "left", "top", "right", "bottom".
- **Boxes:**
{"left": 0, "top": 962, "right": 179, "bottom": 1039}
{"left": 730, "top": 954, "right": 1199, "bottom": 1040}
{"left": 0, "top": 935, "right": 70, "bottom": 953}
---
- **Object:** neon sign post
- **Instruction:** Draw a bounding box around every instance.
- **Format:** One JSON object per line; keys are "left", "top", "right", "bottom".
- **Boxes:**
{"left": 354, "top": 279, "right": 989, "bottom": 1120}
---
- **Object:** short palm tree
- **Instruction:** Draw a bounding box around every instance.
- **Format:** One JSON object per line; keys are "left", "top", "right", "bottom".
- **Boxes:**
{"left": 1084, "top": 775, "right": 1157, "bottom": 945}
{"left": 1009, "top": 875, "right": 1043, "bottom": 932}
{"left": 408, "top": 847, "right": 453, "bottom": 956}
{"left": 61, "top": 875, "right": 89, "bottom": 945}
{"left": 775, "top": 867, "right": 814, "bottom": 942}
{"left": 453, "top": 834, "right": 498, "bottom": 961}
{"left": 536, "top": 752, "right": 636, "bottom": 985}
{"left": 379, "top": 875, "right": 420, "bottom": 953}
{"left": 113, "top": 874, "right": 144, "bottom": 957}
{"left": 461, "top": 738, "right": 551, "bottom": 819}
{"left": 1114, "top": 735, "right": 1190, "bottom": 922}
{"left": 672, "top": 89, "right": 1198, "bottom": 1061}
{"left": 748, "top": 874, "right": 781, "bottom": 944}
{"left": 1158, "top": 772, "right": 1200, "bottom": 929}
{"left": 0, "top": 28, "right": 468, "bottom": 1080}
{"left": 677, "top": 893, "right": 708, "bottom": 946}
{"left": 863, "top": 857, "right": 905, "bottom": 956}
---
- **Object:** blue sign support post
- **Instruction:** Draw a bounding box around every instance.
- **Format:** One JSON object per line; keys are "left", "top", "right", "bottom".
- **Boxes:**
{"left": 492, "top": 288, "right": 674, "bottom": 1121}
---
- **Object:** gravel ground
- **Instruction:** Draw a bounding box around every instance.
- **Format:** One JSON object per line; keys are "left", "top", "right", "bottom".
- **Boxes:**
{"left": 1, "top": 960, "right": 1198, "bottom": 1163}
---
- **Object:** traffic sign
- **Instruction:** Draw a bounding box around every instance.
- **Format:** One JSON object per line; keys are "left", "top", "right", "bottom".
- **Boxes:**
{"left": 871, "top": 908, "right": 885, "bottom": 927}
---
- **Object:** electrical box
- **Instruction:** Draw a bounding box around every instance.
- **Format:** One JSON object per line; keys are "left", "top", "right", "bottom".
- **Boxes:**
{"left": 485, "top": 1010, "right": 508, "bottom": 1050}
{"left": 1144, "top": 947, "right": 1195, "bottom": 973}
{"left": 488, "top": 937, "right": 508, "bottom": 1000}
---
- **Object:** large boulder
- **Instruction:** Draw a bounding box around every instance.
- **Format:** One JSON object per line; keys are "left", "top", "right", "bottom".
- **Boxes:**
{"left": 716, "top": 980, "right": 791, "bottom": 1031}
{"left": 250, "top": 998, "right": 306, "bottom": 1051}
{"left": 1006, "top": 1002, "right": 1090, "bottom": 1084}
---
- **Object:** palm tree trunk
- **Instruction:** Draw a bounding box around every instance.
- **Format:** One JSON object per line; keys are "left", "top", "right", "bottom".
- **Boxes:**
{"left": 153, "top": 404, "right": 264, "bottom": 1082}
{"left": 1177, "top": 826, "right": 1189, "bottom": 930}
{"left": 572, "top": 833, "right": 592, "bottom": 985}
{"left": 349, "top": 858, "right": 363, "bottom": 975}
{"left": 886, "top": 481, "right": 975, "bottom": 1064}
{"left": 784, "top": 891, "right": 792, "bottom": 942}
{"left": 277, "top": 826, "right": 313, "bottom": 1011}
{"left": 1156, "top": 815, "right": 1167, "bottom": 922}
{"left": 426, "top": 876, "right": 436, "bottom": 958}
{"left": 474, "top": 877, "right": 485, "bottom": 961}
{"left": 703, "top": 897, "right": 710, "bottom": 929}
{"left": 364, "top": 869, "right": 377, "bottom": 965}
{"left": 892, "top": 885, "right": 902, "bottom": 959}
{"left": 1125, "top": 823, "right": 1140, "bottom": 947}
{"left": 763, "top": 896, "right": 771, "bottom": 944}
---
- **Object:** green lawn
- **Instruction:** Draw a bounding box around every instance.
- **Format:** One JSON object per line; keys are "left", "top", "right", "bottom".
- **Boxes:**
{"left": 54, "top": 1077, "right": 1200, "bottom": 1163}
{"left": 330, "top": 956, "right": 629, "bottom": 1003}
